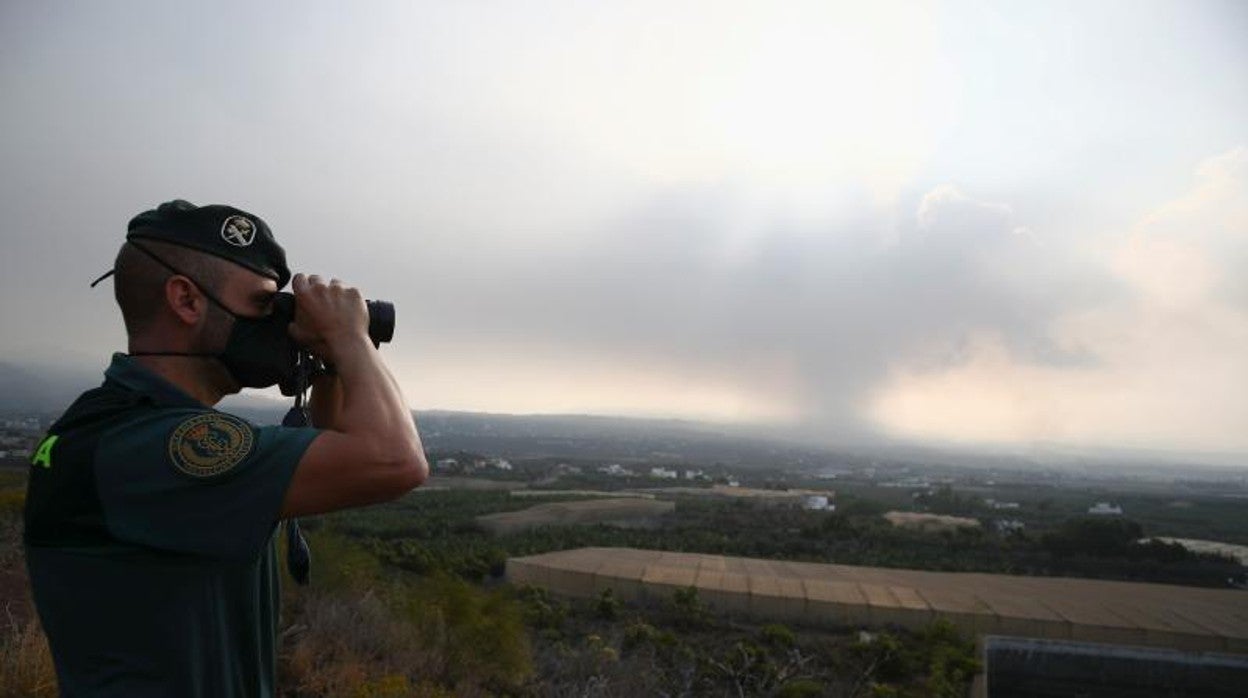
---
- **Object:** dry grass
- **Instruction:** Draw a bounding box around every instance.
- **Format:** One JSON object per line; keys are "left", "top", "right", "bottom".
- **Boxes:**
{"left": 0, "top": 488, "right": 58, "bottom": 698}
{"left": 282, "top": 591, "right": 455, "bottom": 697}
{"left": 0, "top": 612, "right": 56, "bottom": 698}
{"left": 278, "top": 531, "right": 533, "bottom": 696}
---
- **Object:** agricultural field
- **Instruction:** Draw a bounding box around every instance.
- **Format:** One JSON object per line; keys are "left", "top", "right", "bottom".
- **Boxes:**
{"left": 476, "top": 498, "right": 675, "bottom": 535}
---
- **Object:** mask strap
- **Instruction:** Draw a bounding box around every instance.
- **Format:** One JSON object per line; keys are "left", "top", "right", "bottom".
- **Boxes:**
{"left": 122, "top": 242, "right": 237, "bottom": 360}
{"left": 124, "top": 241, "right": 236, "bottom": 315}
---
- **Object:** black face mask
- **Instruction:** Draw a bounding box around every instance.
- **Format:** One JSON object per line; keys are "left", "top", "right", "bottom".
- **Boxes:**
{"left": 125, "top": 242, "right": 299, "bottom": 389}
{"left": 209, "top": 292, "right": 299, "bottom": 389}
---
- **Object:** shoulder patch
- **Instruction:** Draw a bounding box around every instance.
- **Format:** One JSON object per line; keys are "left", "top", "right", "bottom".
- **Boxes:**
{"left": 167, "top": 413, "right": 255, "bottom": 478}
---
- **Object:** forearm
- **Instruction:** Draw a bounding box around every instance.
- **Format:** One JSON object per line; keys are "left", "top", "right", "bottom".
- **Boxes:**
{"left": 308, "top": 372, "right": 343, "bottom": 429}
{"left": 326, "top": 335, "right": 424, "bottom": 463}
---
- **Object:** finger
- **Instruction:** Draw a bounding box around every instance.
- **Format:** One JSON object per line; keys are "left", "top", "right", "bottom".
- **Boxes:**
{"left": 329, "top": 278, "right": 344, "bottom": 287}
{"left": 306, "top": 274, "right": 323, "bottom": 287}
{"left": 292, "top": 273, "right": 307, "bottom": 293}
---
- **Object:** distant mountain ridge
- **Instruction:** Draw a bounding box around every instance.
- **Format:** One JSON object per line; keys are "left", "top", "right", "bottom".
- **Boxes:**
{"left": 0, "top": 361, "right": 300, "bottom": 416}
{"left": 0, "top": 361, "right": 102, "bottom": 412}
{"left": 3, "top": 362, "right": 1243, "bottom": 473}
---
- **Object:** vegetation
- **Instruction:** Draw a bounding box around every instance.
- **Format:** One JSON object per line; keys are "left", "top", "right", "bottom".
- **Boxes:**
{"left": 280, "top": 531, "right": 533, "bottom": 696}
{"left": 0, "top": 476, "right": 56, "bottom": 698}
{"left": 2, "top": 464, "right": 1243, "bottom": 696}
{"left": 359, "top": 491, "right": 1241, "bottom": 588}
{"left": 513, "top": 583, "right": 979, "bottom": 697}
{"left": 0, "top": 476, "right": 980, "bottom": 697}
{"left": 280, "top": 526, "right": 984, "bottom": 696}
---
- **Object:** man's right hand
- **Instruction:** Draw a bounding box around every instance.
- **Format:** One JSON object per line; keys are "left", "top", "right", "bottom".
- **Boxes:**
{"left": 280, "top": 271, "right": 427, "bottom": 518}
{"left": 287, "top": 273, "right": 370, "bottom": 364}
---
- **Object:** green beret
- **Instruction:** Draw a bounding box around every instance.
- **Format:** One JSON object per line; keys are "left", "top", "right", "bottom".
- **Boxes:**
{"left": 126, "top": 200, "right": 291, "bottom": 288}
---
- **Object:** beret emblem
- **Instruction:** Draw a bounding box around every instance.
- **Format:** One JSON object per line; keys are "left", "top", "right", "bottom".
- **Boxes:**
{"left": 221, "top": 215, "right": 257, "bottom": 247}
{"left": 168, "top": 413, "right": 254, "bottom": 478}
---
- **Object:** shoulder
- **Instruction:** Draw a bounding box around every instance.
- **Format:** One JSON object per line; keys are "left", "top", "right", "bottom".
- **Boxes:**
{"left": 47, "top": 383, "right": 143, "bottom": 435}
{"left": 90, "top": 409, "right": 321, "bottom": 558}
{"left": 97, "top": 409, "right": 266, "bottom": 481}
{"left": 100, "top": 408, "right": 322, "bottom": 481}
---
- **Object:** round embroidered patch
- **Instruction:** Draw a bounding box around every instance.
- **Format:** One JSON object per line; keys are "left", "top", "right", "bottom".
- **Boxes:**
{"left": 168, "top": 413, "right": 255, "bottom": 478}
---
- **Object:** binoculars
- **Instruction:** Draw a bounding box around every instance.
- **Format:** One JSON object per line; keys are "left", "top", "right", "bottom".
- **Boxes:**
{"left": 276, "top": 294, "right": 395, "bottom": 395}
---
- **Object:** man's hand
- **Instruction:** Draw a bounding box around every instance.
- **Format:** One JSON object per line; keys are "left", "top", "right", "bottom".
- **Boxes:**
{"left": 279, "top": 272, "right": 428, "bottom": 518}
{"left": 287, "top": 273, "right": 369, "bottom": 364}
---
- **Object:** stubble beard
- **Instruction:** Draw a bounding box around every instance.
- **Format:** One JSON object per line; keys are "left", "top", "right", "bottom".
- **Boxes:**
{"left": 196, "top": 304, "right": 242, "bottom": 398}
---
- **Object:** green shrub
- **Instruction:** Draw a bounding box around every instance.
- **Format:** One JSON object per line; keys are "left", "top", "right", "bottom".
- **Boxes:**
{"left": 595, "top": 587, "right": 622, "bottom": 621}
{"left": 398, "top": 573, "right": 533, "bottom": 690}
{"left": 760, "top": 623, "right": 796, "bottom": 649}
{"left": 670, "top": 585, "right": 711, "bottom": 630}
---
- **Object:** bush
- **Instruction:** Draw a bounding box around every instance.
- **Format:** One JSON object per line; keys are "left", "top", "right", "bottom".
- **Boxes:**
{"left": 760, "top": 623, "right": 796, "bottom": 649}
{"left": 849, "top": 620, "right": 979, "bottom": 698}
{"left": 395, "top": 573, "right": 533, "bottom": 691}
{"left": 0, "top": 613, "right": 57, "bottom": 698}
{"left": 282, "top": 534, "right": 533, "bottom": 695}
{"left": 516, "top": 585, "right": 567, "bottom": 634}
{"left": 594, "top": 587, "right": 621, "bottom": 621}
{"left": 670, "top": 586, "right": 711, "bottom": 630}
{"left": 0, "top": 501, "right": 57, "bottom": 697}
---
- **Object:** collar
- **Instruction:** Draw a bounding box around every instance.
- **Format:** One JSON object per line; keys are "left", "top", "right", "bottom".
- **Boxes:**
{"left": 103, "top": 353, "right": 208, "bottom": 408}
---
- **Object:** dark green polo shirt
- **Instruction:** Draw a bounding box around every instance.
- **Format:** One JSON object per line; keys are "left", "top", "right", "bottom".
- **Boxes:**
{"left": 23, "top": 354, "right": 320, "bottom": 697}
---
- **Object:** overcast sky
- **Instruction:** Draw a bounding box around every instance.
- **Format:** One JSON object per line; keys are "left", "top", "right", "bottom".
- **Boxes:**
{"left": 2, "top": 1, "right": 1245, "bottom": 458}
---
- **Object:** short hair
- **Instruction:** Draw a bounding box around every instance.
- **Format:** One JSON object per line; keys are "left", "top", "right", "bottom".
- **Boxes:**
{"left": 113, "top": 241, "right": 231, "bottom": 336}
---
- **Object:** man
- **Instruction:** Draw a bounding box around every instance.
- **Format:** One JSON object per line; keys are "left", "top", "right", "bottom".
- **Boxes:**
{"left": 23, "top": 200, "right": 428, "bottom": 697}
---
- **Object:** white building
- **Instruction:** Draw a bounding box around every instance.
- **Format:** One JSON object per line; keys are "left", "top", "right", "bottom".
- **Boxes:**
{"left": 650, "top": 467, "right": 678, "bottom": 479}
{"left": 600, "top": 463, "right": 630, "bottom": 477}
{"left": 802, "top": 495, "right": 834, "bottom": 511}
{"left": 1088, "top": 502, "right": 1123, "bottom": 515}
{"left": 995, "top": 519, "right": 1026, "bottom": 533}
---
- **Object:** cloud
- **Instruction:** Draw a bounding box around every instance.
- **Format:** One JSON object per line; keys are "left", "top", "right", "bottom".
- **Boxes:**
{"left": 1, "top": 2, "right": 1243, "bottom": 461}
{"left": 870, "top": 147, "right": 1248, "bottom": 454}
{"left": 402, "top": 178, "right": 1093, "bottom": 441}
{"left": 917, "top": 184, "right": 1031, "bottom": 240}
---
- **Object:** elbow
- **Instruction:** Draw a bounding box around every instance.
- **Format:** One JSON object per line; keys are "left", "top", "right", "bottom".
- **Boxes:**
{"left": 355, "top": 436, "right": 428, "bottom": 502}
{"left": 403, "top": 451, "right": 430, "bottom": 490}
{"left": 388, "top": 445, "right": 429, "bottom": 496}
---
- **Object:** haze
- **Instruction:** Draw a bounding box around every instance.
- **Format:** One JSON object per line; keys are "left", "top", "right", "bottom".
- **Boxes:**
{"left": 1, "top": 1, "right": 1245, "bottom": 460}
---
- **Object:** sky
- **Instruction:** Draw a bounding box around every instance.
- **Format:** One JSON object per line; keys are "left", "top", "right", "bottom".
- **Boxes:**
{"left": 1, "top": 1, "right": 1245, "bottom": 458}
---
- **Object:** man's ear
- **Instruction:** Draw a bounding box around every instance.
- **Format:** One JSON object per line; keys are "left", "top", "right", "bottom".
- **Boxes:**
{"left": 165, "top": 275, "right": 208, "bottom": 326}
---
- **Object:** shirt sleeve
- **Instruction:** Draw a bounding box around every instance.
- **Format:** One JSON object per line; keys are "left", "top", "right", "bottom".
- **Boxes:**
{"left": 95, "top": 408, "right": 321, "bottom": 559}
